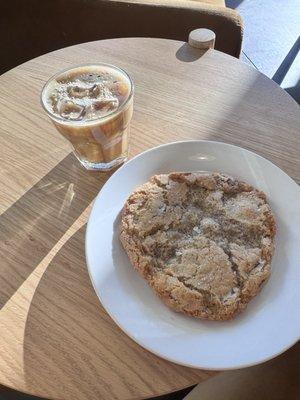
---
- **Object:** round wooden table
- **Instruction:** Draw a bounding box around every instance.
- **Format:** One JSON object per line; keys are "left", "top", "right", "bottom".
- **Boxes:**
{"left": 0, "top": 38, "right": 299, "bottom": 400}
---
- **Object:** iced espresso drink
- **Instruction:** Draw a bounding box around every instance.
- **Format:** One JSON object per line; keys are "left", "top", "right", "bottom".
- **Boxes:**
{"left": 41, "top": 64, "right": 133, "bottom": 170}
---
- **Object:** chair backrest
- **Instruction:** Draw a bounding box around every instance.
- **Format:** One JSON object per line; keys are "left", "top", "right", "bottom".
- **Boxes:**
{"left": 0, "top": 0, "right": 243, "bottom": 74}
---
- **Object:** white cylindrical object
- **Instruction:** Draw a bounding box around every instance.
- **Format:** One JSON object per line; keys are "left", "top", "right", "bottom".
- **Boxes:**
{"left": 188, "top": 29, "right": 216, "bottom": 50}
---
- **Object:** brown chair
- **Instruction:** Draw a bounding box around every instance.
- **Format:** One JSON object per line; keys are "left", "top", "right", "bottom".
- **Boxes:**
{"left": 1, "top": 0, "right": 242, "bottom": 75}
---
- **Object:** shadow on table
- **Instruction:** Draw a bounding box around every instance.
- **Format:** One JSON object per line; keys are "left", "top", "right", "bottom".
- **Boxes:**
{"left": 175, "top": 44, "right": 207, "bottom": 62}
{"left": 22, "top": 226, "right": 111, "bottom": 399}
{"left": 0, "top": 152, "right": 111, "bottom": 309}
{"left": 22, "top": 226, "right": 204, "bottom": 400}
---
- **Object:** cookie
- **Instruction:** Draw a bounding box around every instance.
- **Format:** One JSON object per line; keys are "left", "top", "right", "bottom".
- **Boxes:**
{"left": 120, "top": 172, "right": 276, "bottom": 320}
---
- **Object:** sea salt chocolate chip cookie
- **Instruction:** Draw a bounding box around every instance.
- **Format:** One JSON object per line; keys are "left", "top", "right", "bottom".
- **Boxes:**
{"left": 120, "top": 172, "right": 276, "bottom": 320}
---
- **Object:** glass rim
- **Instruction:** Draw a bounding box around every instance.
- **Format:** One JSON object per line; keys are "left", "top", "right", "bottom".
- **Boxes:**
{"left": 40, "top": 63, "right": 134, "bottom": 125}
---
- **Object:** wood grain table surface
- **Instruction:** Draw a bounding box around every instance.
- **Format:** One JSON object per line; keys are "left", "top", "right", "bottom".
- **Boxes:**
{"left": 0, "top": 38, "right": 299, "bottom": 400}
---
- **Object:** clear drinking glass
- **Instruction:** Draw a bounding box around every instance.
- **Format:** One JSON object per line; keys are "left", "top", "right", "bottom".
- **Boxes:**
{"left": 41, "top": 64, "right": 134, "bottom": 171}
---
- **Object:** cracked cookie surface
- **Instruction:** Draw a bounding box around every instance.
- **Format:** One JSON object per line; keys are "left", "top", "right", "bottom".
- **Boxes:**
{"left": 120, "top": 172, "right": 276, "bottom": 320}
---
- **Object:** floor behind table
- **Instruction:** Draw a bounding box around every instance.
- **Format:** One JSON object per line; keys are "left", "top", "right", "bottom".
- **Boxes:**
{"left": 226, "top": 0, "right": 300, "bottom": 103}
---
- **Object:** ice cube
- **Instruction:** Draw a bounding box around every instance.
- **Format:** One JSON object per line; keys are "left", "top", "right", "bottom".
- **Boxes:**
{"left": 86, "top": 98, "right": 119, "bottom": 117}
{"left": 67, "top": 85, "right": 90, "bottom": 99}
{"left": 90, "top": 84, "right": 103, "bottom": 97}
{"left": 58, "top": 100, "right": 85, "bottom": 120}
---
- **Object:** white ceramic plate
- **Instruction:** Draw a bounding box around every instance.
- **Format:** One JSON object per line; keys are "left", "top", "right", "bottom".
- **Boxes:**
{"left": 86, "top": 140, "right": 300, "bottom": 370}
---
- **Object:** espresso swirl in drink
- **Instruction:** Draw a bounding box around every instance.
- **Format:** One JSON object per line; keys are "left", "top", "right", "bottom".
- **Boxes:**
{"left": 42, "top": 64, "right": 133, "bottom": 170}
